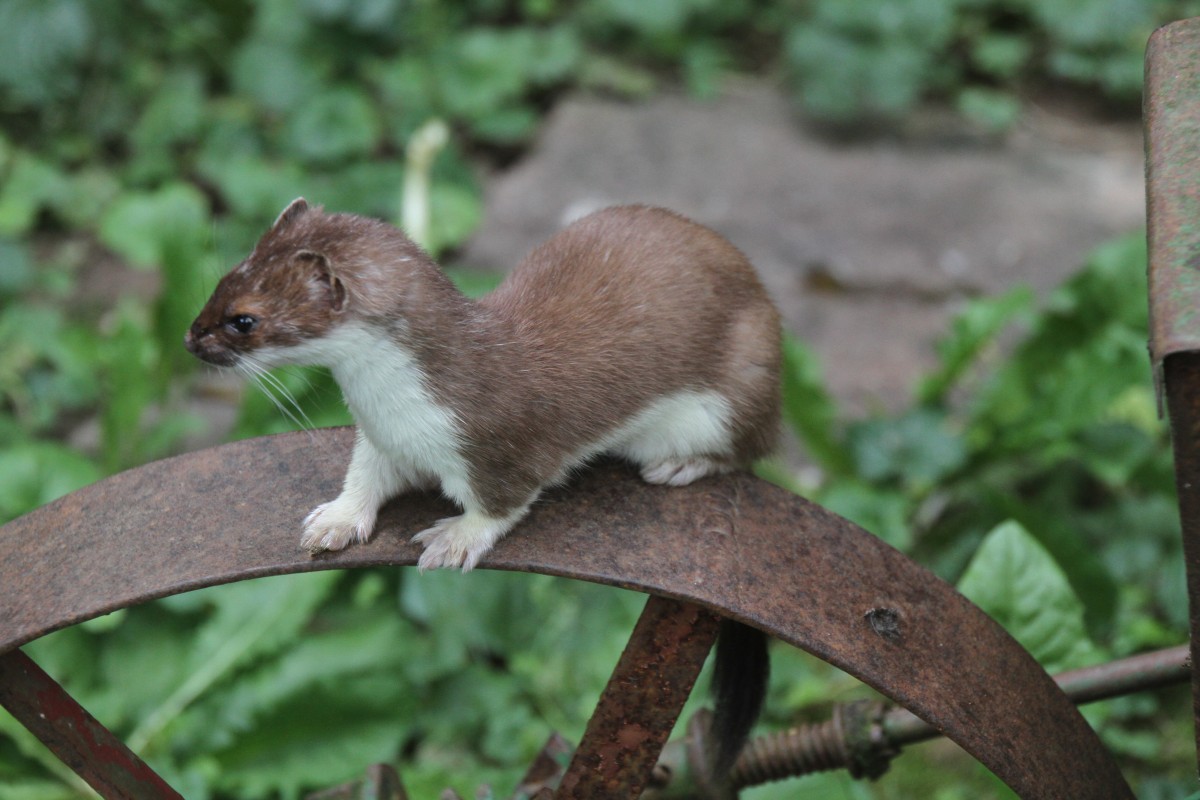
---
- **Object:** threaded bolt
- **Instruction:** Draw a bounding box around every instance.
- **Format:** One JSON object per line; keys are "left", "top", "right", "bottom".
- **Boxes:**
{"left": 730, "top": 715, "right": 849, "bottom": 788}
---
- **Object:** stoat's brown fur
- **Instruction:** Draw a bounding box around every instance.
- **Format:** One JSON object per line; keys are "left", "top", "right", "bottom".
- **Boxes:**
{"left": 187, "top": 199, "right": 781, "bottom": 570}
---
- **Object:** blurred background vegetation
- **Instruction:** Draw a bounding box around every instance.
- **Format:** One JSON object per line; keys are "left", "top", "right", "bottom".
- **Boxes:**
{"left": 0, "top": 0, "right": 1195, "bottom": 797}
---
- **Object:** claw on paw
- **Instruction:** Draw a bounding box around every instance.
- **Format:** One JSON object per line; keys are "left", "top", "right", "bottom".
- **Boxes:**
{"left": 300, "top": 500, "right": 376, "bottom": 555}
{"left": 411, "top": 512, "right": 519, "bottom": 572}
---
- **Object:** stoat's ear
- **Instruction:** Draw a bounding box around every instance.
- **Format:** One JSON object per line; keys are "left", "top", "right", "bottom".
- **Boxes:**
{"left": 295, "top": 249, "right": 347, "bottom": 313}
{"left": 272, "top": 197, "right": 309, "bottom": 234}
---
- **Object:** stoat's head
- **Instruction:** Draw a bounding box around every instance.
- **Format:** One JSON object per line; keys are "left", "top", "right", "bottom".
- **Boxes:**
{"left": 185, "top": 198, "right": 432, "bottom": 369}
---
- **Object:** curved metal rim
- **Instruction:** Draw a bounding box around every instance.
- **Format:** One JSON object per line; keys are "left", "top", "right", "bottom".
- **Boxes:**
{"left": 0, "top": 429, "right": 1132, "bottom": 798}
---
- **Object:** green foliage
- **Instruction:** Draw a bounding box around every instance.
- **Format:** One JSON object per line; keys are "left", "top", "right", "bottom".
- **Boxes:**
{"left": 0, "top": 1, "right": 1189, "bottom": 796}
{"left": 957, "top": 521, "right": 1104, "bottom": 673}
{"left": 775, "top": 233, "right": 1189, "bottom": 792}
{"left": 784, "top": 0, "right": 1195, "bottom": 127}
{"left": 787, "top": 233, "right": 1174, "bottom": 638}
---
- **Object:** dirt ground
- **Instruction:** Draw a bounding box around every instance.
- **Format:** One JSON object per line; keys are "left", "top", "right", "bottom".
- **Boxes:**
{"left": 456, "top": 79, "right": 1146, "bottom": 414}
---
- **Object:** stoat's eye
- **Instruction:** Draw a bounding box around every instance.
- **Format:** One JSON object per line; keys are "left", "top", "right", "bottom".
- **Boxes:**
{"left": 226, "top": 314, "right": 258, "bottom": 335}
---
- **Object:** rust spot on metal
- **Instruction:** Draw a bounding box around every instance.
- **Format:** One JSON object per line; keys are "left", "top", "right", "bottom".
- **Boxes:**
{"left": 864, "top": 608, "right": 903, "bottom": 642}
{"left": 556, "top": 595, "right": 719, "bottom": 798}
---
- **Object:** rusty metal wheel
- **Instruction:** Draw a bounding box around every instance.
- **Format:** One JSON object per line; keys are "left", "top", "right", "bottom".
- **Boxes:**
{"left": 0, "top": 429, "right": 1132, "bottom": 798}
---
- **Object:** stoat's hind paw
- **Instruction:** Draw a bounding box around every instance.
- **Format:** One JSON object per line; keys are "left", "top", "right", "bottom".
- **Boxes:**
{"left": 301, "top": 500, "right": 376, "bottom": 555}
{"left": 411, "top": 512, "right": 518, "bottom": 572}
{"left": 640, "top": 457, "right": 730, "bottom": 487}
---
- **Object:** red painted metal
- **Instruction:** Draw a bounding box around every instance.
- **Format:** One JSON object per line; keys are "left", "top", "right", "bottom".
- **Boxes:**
{"left": 0, "top": 648, "right": 182, "bottom": 799}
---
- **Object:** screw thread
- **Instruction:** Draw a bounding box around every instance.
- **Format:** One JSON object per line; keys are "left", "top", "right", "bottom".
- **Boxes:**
{"left": 730, "top": 718, "right": 849, "bottom": 788}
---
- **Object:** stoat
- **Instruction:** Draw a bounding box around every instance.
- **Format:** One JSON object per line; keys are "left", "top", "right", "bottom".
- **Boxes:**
{"left": 186, "top": 198, "right": 781, "bottom": 777}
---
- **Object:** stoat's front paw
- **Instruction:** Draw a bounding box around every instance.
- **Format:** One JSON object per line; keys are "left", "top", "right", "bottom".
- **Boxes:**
{"left": 301, "top": 498, "right": 376, "bottom": 555}
{"left": 411, "top": 513, "right": 513, "bottom": 572}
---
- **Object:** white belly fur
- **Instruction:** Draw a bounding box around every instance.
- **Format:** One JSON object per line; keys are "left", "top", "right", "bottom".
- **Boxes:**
{"left": 591, "top": 389, "right": 734, "bottom": 468}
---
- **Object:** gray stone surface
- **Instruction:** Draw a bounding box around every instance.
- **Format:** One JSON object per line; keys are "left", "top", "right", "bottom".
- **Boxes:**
{"left": 456, "top": 80, "right": 1145, "bottom": 412}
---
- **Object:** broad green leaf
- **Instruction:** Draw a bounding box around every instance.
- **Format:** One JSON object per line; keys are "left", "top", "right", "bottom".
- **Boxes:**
{"left": 447, "top": 268, "right": 503, "bottom": 299}
{"left": 97, "top": 183, "right": 210, "bottom": 270}
{"left": 957, "top": 521, "right": 1104, "bottom": 673}
{"left": 207, "top": 693, "right": 406, "bottom": 799}
{"left": 169, "top": 601, "right": 415, "bottom": 753}
{"left": 428, "top": 181, "right": 483, "bottom": 254}
{"left": 126, "top": 572, "right": 343, "bottom": 754}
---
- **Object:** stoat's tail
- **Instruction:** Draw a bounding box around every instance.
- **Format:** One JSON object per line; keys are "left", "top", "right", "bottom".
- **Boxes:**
{"left": 710, "top": 619, "right": 770, "bottom": 780}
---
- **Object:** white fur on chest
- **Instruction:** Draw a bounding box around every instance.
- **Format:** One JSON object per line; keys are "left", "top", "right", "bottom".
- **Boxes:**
{"left": 260, "top": 323, "right": 473, "bottom": 502}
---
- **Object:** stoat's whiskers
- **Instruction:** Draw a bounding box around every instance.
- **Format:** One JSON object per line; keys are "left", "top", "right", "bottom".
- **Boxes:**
{"left": 237, "top": 355, "right": 317, "bottom": 433}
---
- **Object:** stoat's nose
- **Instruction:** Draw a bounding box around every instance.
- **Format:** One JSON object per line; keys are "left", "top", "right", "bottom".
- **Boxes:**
{"left": 183, "top": 322, "right": 236, "bottom": 366}
{"left": 183, "top": 322, "right": 205, "bottom": 354}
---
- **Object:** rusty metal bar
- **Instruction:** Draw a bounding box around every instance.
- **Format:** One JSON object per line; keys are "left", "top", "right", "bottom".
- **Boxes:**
{"left": 1145, "top": 18, "right": 1200, "bottom": 374}
{"left": 0, "top": 648, "right": 183, "bottom": 800}
{"left": 555, "top": 595, "right": 719, "bottom": 798}
{"left": 1145, "top": 16, "right": 1200, "bottom": 769}
{"left": 1164, "top": 353, "right": 1200, "bottom": 766}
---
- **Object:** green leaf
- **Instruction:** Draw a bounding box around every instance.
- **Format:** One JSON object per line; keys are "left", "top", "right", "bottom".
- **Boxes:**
{"left": 169, "top": 595, "right": 416, "bottom": 753}
{"left": 427, "top": 180, "right": 483, "bottom": 253}
{"left": 286, "top": 87, "right": 382, "bottom": 164}
{"left": 208, "top": 691, "right": 406, "bottom": 799}
{"left": 848, "top": 408, "right": 966, "bottom": 490}
{"left": 917, "top": 285, "right": 1033, "bottom": 405}
{"left": 968, "top": 233, "right": 1151, "bottom": 455}
{"left": 97, "top": 182, "right": 210, "bottom": 269}
{"left": 231, "top": 38, "right": 324, "bottom": 115}
{"left": 591, "top": 0, "right": 691, "bottom": 36}
{"left": 131, "top": 68, "right": 207, "bottom": 157}
{"left": 97, "top": 302, "right": 161, "bottom": 470}
{"left": 957, "top": 521, "right": 1104, "bottom": 673}
{"left": 125, "top": 572, "right": 344, "bottom": 754}
{"left": 198, "top": 154, "right": 306, "bottom": 222}
{"left": 0, "top": 152, "right": 70, "bottom": 236}
{"left": 970, "top": 34, "right": 1033, "bottom": 81}
{"left": 817, "top": 481, "right": 912, "bottom": 550}
{"left": 779, "top": 335, "right": 850, "bottom": 475}
{"left": 0, "top": 0, "right": 91, "bottom": 105}
{"left": 0, "top": 441, "right": 100, "bottom": 523}
{"left": 957, "top": 87, "right": 1022, "bottom": 133}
